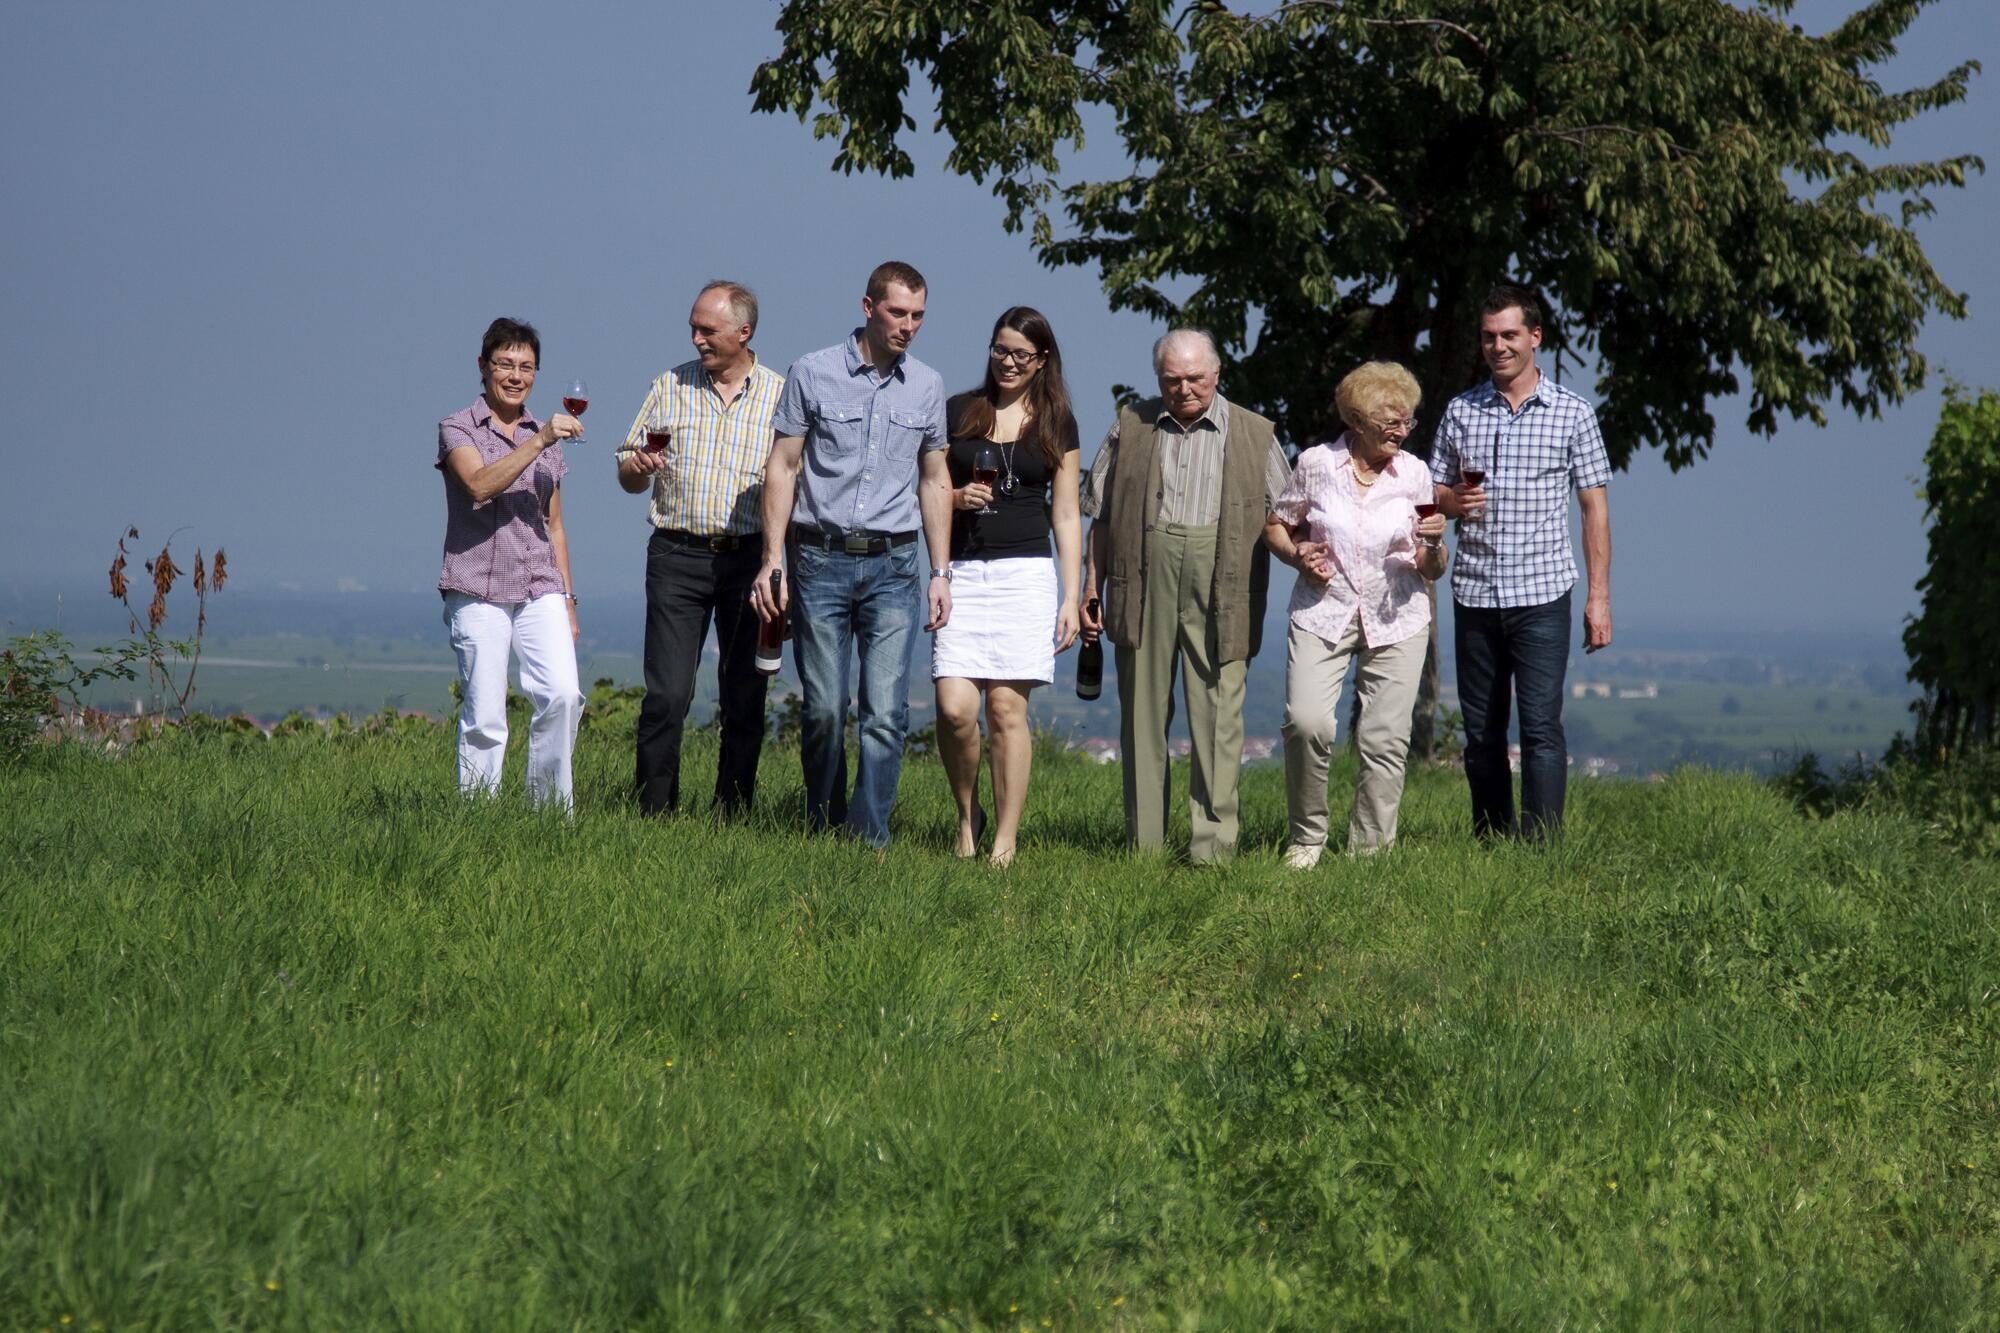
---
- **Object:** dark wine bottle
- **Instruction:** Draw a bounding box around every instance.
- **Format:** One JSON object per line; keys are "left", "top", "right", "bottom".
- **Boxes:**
{"left": 755, "top": 570, "right": 787, "bottom": 675}
{"left": 1076, "top": 598, "right": 1104, "bottom": 701}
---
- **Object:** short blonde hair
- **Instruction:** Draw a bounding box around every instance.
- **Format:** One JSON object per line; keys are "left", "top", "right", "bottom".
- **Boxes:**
{"left": 1335, "top": 361, "right": 1421, "bottom": 429}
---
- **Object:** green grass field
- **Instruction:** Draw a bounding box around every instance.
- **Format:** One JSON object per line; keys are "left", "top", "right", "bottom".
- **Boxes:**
{"left": 4, "top": 719, "right": 1996, "bottom": 1329}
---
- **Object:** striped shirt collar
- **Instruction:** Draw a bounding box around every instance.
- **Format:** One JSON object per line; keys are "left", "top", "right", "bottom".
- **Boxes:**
{"left": 470, "top": 393, "right": 540, "bottom": 435}
{"left": 1154, "top": 392, "right": 1230, "bottom": 437}
{"left": 677, "top": 351, "right": 771, "bottom": 397}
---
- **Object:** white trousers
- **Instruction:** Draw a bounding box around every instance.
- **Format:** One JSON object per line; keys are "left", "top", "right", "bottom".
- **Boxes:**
{"left": 1281, "top": 617, "right": 1428, "bottom": 853}
{"left": 444, "top": 592, "right": 582, "bottom": 810}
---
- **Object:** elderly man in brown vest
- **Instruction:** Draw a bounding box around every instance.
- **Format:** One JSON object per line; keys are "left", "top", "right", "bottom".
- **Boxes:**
{"left": 1079, "top": 329, "right": 1291, "bottom": 863}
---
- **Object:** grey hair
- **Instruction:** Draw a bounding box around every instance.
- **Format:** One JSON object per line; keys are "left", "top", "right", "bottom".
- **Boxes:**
{"left": 1152, "top": 328, "right": 1221, "bottom": 375}
{"left": 698, "top": 280, "right": 759, "bottom": 336}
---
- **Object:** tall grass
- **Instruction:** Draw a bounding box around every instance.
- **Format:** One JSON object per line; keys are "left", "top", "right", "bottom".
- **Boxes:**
{"left": 3, "top": 723, "right": 1996, "bottom": 1329}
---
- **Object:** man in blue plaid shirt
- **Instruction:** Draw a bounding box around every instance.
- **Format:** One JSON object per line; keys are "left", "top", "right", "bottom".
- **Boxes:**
{"left": 1432, "top": 285, "right": 1613, "bottom": 840}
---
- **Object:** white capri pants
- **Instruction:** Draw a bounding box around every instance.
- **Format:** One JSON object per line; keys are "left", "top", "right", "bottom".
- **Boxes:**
{"left": 444, "top": 592, "right": 582, "bottom": 810}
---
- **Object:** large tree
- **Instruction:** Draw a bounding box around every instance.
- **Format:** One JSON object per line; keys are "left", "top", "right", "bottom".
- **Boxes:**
{"left": 752, "top": 0, "right": 1978, "bottom": 755}
{"left": 753, "top": 0, "right": 1977, "bottom": 462}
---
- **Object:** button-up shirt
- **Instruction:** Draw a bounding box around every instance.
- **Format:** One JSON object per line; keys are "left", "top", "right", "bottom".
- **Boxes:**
{"left": 614, "top": 356, "right": 784, "bottom": 536}
{"left": 434, "top": 396, "right": 567, "bottom": 603}
{"left": 1079, "top": 393, "right": 1291, "bottom": 523}
{"left": 1270, "top": 437, "right": 1435, "bottom": 649}
{"left": 770, "top": 331, "right": 947, "bottom": 533}
{"left": 1432, "top": 374, "right": 1611, "bottom": 609}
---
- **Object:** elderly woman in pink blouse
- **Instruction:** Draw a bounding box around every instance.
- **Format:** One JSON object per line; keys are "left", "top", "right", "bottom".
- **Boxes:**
{"left": 436, "top": 317, "right": 585, "bottom": 809}
{"left": 1264, "top": 361, "right": 1447, "bottom": 866}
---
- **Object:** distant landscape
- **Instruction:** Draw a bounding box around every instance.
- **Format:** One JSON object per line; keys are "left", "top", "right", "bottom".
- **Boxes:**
{"left": 3, "top": 581, "right": 1917, "bottom": 779}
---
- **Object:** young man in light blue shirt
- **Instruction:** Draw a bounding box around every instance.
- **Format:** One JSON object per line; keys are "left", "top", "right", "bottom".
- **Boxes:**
{"left": 753, "top": 261, "right": 955, "bottom": 847}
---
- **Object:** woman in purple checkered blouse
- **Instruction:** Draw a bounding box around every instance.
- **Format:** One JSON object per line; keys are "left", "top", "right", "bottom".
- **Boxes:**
{"left": 435, "top": 317, "right": 586, "bottom": 809}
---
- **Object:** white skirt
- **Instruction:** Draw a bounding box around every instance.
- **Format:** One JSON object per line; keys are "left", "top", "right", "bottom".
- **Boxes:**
{"left": 932, "top": 556, "right": 1058, "bottom": 684}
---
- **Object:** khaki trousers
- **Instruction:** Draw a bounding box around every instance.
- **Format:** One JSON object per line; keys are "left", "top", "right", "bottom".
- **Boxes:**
{"left": 1114, "top": 524, "right": 1247, "bottom": 863}
{"left": 1281, "top": 616, "right": 1427, "bottom": 853}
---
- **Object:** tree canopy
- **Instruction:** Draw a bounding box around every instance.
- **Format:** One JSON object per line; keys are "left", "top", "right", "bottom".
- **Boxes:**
{"left": 1905, "top": 382, "right": 1999, "bottom": 754}
{"left": 752, "top": 0, "right": 1980, "bottom": 463}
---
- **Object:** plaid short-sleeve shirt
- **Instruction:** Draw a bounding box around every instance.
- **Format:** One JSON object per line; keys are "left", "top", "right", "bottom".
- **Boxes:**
{"left": 613, "top": 356, "right": 783, "bottom": 537}
{"left": 1432, "top": 374, "right": 1611, "bottom": 609}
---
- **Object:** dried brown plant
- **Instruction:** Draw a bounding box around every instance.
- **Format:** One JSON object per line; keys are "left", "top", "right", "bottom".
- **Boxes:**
{"left": 106, "top": 525, "right": 230, "bottom": 720}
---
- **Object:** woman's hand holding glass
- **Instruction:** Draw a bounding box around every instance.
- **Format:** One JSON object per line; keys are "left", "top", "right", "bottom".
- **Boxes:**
{"left": 1415, "top": 510, "right": 1447, "bottom": 546}
{"left": 537, "top": 413, "right": 584, "bottom": 450}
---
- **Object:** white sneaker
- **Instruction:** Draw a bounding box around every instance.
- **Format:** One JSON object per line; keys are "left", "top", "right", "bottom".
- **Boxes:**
{"left": 1282, "top": 843, "right": 1323, "bottom": 870}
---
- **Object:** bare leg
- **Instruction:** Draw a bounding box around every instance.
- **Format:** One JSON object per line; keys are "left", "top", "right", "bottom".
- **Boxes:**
{"left": 985, "top": 681, "right": 1035, "bottom": 866}
{"left": 935, "top": 675, "right": 986, "bottom": 857}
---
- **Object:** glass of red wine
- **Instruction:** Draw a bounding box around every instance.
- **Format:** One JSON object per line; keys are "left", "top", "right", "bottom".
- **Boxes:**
{"left": 1459, "top": 464, "right": 1487, "bottom": 519}
{"left": 643, "top": 407, "right": 670, "bottom": 455}
{"left": 562, "top": 378, "right": 589, "bottom": 445}
{"left": 972, "top": 445, "right": 1001, "bottom": 515}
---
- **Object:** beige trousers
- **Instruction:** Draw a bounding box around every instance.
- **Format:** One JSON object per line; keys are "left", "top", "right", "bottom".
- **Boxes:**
{"left": 1281, "top": 616, "right": 1427, "bottom": 853}
{"left": 1114, "top": 523, "right": 1247, "bottom": 864}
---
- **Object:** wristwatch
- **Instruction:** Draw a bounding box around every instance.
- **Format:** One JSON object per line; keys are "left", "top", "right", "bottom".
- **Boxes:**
{"left": 930, "top": 567, "right": 953, "bottom": 581}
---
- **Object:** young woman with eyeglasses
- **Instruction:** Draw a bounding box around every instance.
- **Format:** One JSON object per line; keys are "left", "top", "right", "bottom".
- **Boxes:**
{"left": 932, "top": 307, "right": 1082, "bottom": 866}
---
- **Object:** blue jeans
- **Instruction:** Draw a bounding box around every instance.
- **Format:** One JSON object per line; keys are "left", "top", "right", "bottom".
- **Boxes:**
{"left": 791, "top": 539, "right": 923, "bottom": 847}
{"left": 1454, "top": 589, "right": 1571, "bottom": 840}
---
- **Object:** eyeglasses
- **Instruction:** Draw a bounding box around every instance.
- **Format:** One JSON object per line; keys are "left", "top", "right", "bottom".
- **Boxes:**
{"left": 487, "top": 360, "right": 538, "bottom": 376}
{"left": 1369, "top": 416, "right": 1416, "bottom": 433}
{"left": 988, "top": 345, "right": 1042, "bottom": 366}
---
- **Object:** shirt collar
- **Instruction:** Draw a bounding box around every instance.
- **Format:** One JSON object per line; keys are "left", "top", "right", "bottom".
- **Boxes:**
{"left": 1477, "top": 370, "right": 1546, "bottom": 411}
{"left": 845, "top": 329, "right": 904, "bottom": 382}
{"left": 472, "top": 394, "right": 540, "bottom": 434}
{"left": 684, "top": 350, "right": 762, "bottom": 391}
{"left": 1155, "top": 391, "right": 1229, "bottom": 435}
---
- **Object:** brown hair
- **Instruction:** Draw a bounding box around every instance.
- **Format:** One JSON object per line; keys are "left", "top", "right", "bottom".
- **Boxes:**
{"left": 950, "top": 306, "right": 1077, "bottom": 471}
{"left": 1480, "top": 283, "right": 1543, "bottom": 332}
{"left": 866, "top": 260, "right": 928, "bottom": 302}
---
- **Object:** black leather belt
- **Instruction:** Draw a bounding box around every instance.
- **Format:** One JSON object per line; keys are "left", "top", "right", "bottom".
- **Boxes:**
{"left": 656, "top": 528, "right": 751, "bottom": 552}
{"left": 789, "top": 524, "right": 920, "bottom": 555}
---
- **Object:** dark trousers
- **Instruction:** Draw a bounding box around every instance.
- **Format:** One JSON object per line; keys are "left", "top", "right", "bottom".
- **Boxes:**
{"left": 1454, "top": 589, "right": 1572, "bottom": 840}
{"left": 635, "top": 531, "right": 768, "bottom": 815}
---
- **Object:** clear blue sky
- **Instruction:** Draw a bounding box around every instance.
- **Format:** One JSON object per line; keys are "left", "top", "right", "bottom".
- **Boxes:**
{"left": 3, "top": 0, "right": 1993, "bottom": 644}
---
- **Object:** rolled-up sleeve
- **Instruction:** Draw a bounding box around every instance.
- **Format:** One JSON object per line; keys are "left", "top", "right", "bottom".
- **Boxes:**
{"left": 1080, "top": 425, "right": 1119, "bottom": 519}
{"left": 436, "top": 417, "right": 476, "bottom": 469}
{"left": 771, "top": 363, "right": 811, "bottom": 438}
{"left": 921, "top": 376, "right": 949, "bottom": 451}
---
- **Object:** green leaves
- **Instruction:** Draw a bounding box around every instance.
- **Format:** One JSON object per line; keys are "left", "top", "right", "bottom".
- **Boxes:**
{"left": 758, "top": 0, "right": 1978, "bottom": 465}
{"left": 1904, "top": 383, "right": 2000, "bottom": 754}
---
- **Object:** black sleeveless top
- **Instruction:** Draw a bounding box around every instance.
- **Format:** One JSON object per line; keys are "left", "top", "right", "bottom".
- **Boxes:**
{"left": 943, "top": 393, "right": 1080, "bottom": 561}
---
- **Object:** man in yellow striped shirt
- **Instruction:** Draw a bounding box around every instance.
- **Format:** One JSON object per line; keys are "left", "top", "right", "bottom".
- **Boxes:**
{"left": 616, "top": 281, "right": 785, "bottom": 816}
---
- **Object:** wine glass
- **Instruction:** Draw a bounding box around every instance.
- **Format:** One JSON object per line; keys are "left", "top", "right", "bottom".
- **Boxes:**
{"left": 562, "top": 378, "right": 590, "bottom": 445}
{"left": 972, "top": 446, "right": 1001, "bottom": 515}
{"left": 643, "top": 402, "right": 671, "bottom": 455}
{"left": 1459, "top": 450, "right": 1488, "bottom": 521}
